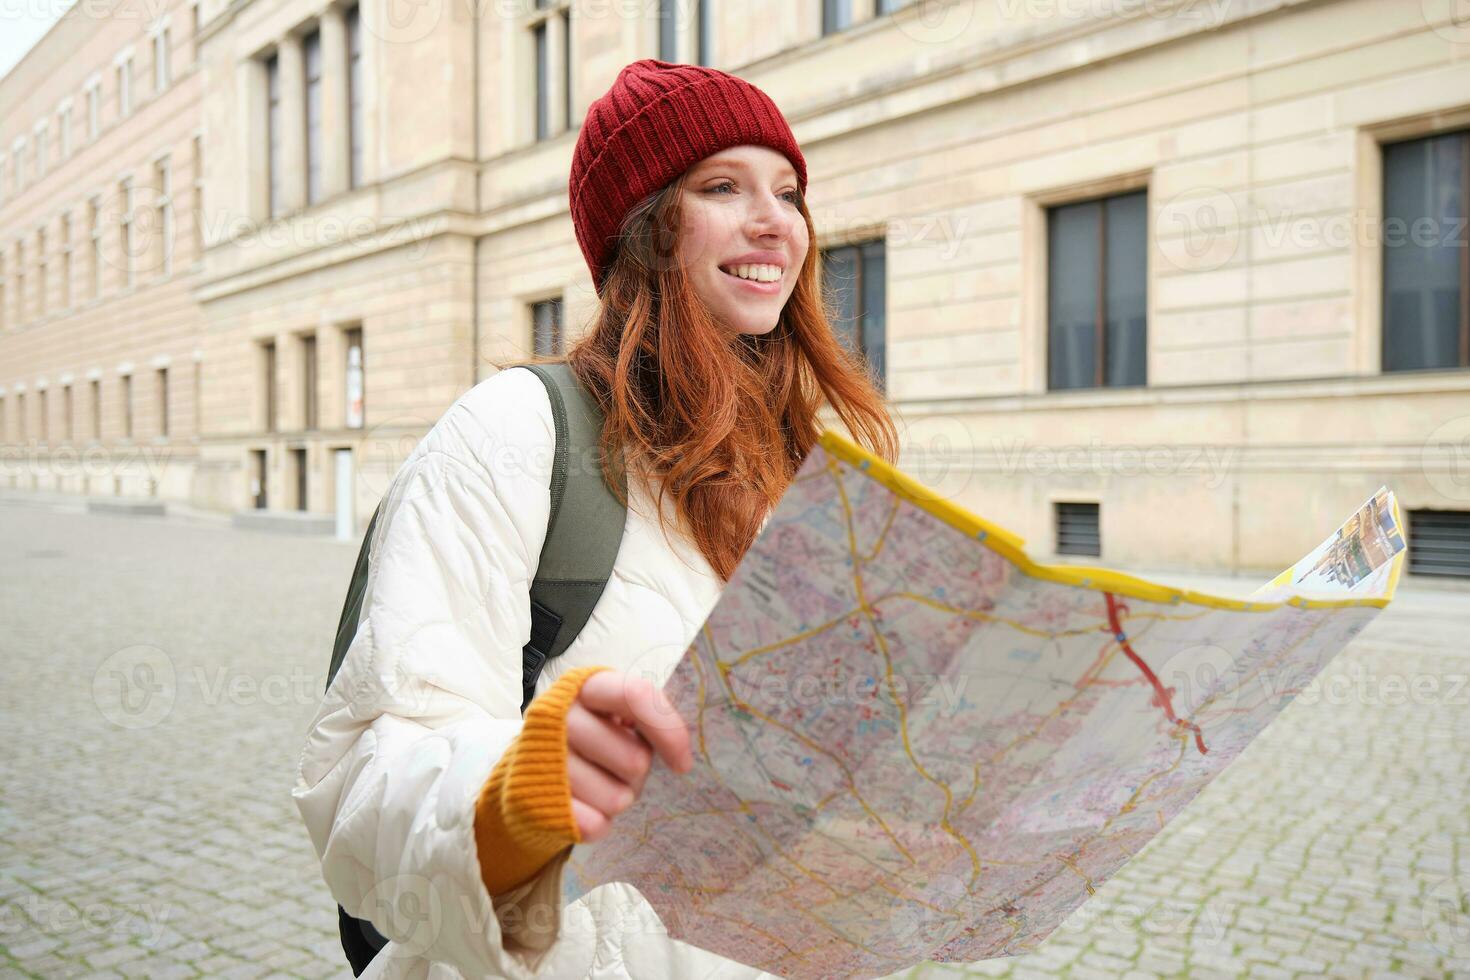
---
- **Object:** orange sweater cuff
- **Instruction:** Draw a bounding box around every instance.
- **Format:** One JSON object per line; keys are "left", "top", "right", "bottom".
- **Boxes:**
{"left": 474, "top": 664, "right": 612, "bottom": 898}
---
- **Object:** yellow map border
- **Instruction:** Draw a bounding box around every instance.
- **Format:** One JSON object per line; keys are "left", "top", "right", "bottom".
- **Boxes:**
{"left": 817, "top": 429, "right": 1405, "bottom": 612}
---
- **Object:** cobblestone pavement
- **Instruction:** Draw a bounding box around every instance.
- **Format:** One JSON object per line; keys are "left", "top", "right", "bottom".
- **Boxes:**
{"left": 2, "top": 498, "right": 1468, "bottom": 979}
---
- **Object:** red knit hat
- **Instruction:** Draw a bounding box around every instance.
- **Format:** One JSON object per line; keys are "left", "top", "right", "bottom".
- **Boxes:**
{"left": 569, "top": 59, "right": 808, "bottom": 294}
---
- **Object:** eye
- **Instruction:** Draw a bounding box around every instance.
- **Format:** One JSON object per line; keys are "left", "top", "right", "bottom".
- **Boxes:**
{"left": 706, "top": 180, "right": 801, "bottom": 205}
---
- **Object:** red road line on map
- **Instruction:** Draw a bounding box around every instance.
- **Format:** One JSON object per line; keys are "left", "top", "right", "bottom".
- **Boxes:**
{"left": 1104, "top": 593, "right": 1208, "bottom": 755}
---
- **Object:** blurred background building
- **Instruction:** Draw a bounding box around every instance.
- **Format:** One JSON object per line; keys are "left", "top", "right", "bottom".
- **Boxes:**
{"left": 1, "top": 0, "right": 1467, "bottom": 578}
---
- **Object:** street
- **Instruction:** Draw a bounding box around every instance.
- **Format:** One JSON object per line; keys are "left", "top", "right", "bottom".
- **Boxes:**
{"left": 2, "top": 499, "right": 1467, "bottom": 979}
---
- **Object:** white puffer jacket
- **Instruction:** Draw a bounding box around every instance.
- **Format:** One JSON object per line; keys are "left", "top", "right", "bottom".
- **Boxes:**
{"left": 291, "top": 366, "right": 785, "bottom": 979}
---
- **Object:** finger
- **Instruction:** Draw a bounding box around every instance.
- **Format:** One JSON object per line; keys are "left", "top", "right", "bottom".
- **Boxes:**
{"left": 576, "top": 673, "right": 693, "bottom": 773}
{"left": 572, "top": 797, "right": 611, "bottom": 843}
{"left": 567, "top": 752, "right": 636, "bottom": 819}
{"left": 567, "top": 703, "right": 654, "bottom": 787}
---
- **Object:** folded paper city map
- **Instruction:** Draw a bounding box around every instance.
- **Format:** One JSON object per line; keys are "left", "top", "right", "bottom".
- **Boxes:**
{"left": 563, "top": 430, "right": 1407, "bottom": 979}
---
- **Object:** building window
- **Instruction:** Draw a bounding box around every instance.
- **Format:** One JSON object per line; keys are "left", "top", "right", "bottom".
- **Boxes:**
{"left": 562, "top": 8, "right": 572, "bottom": 127}
{"left": 1056, "top": 501, "right": 1101, "bottom": 557}
{"left": 90, "top": 379, "right": 101, "bottom": 438}
{"left": 531, "top": 298, "right": 565, "bottom": 356}
{"left": 64, "top": 385, "right": 73, "bottom": 441}
{"left": 877, "top": 0, "right": 910, "bottom": 12}
{"left": 658, "top": 0, "right": 710, "bottom": 64}
{"left": 697, "top": 0, "right": 712, "bottom": 66}
{"left": 155, "top": 157, "right": 173, "bottom": 277}
{"left": 266, "top": 52, "right": 282, "bottom": 217}
{"left": 39, "top": 390, "right": 48, "bottom": 444}
{"left": 158, "top": 367, "right": 169, "bottom": 437}
{"left": 15, "top": 241, "right": 25, "bottom": 324}
{"left": 191, "top": 135, "right": 204, "bottom": 258}
{"left": 1382, "top": 128, "right": 1469, "bottom": 373}
{"left": 304, "top": 29, "right": 323, "bottom": 205}
{"left": 534, "top": 21, "right": 550, "bottom": 140}
{"left": 58, "top": 105, "right": 72, "bottom": 159}
{"left": 122, "top": 374, "right": 133, "bottom": 438}
{"left": 18, "top": 393, "right": 26, "bottom": 440}
{"left": 658, "top": 0, "right": 678, "bottom": 61}
{"left": 89, "top": 197, "right": 103, "bottom": 299}
{"left": 154, "top": 27, "right": 171, "bottom": 92}
{"left": 1047, "top": 190, "right": 1147, "bottom": 390}
{"left": 87, "top": 83, "right": 101, "bottom": 140}
{"left": 303, "top": 333, "right": 318, "bottom": 430}
{"left": 821, "top": 238, "right": 887, "bottom": 392}
{"left": 262, "top": 340, "right": 277, "bottom": 432}
{"left": 347, "top": 5, "right": 363, "bottom": 189}
{"left": 119, "top": 177, "right": 135, "bottom": 289}
{"left": 36, "top": 227, "right": 47, "bottom": 318}
{"left": 117, "top": 56, "right": 133, "bottom": 118}
{"left": 823, "top": 0, "right": 853, "bottom": 35}
{"left": 13, "top": 138, "right": 25, "bottom": 190}
{"left": 344, "top": 326, "right": 364, "bottom": 428}
{"left": 191, "top": 4, "right": 201, "bottom": 62}
{"left": 531, "top": 1, "right": 572, "bottom": 141}
{"left": 60, "top": 214, "right": 71, "bottom": 310}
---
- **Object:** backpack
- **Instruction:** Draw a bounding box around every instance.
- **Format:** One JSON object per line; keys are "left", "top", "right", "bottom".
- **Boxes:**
{"left": 322, "top": 362, "right": 628, "bottom": 977}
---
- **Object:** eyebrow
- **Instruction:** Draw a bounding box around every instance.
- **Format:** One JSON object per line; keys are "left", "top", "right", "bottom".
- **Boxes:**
{"left": 697, "top": 156, "right": 798, "bottom": 184}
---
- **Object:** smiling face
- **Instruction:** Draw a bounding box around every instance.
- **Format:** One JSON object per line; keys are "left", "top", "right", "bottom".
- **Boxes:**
{"left": 675, "top": 145, "right": 810, "bottom": 337}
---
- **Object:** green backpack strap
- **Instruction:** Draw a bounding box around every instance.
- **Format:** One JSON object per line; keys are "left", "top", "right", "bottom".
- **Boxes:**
{"left": 325, "top": 362, "right": 627, "bottom": 713}
{"left": 517, "top": 362, "right": 628, "bottom": 710}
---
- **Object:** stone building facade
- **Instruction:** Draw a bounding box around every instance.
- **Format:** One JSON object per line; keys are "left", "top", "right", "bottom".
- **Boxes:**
{"left": 2, "top": 0, "right": 1467, "bottom": 576}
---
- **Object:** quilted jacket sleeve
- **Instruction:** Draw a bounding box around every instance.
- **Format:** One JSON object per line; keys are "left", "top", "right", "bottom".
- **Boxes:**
{"left": 291, "top": 367, "right": 576, "bottom": 978}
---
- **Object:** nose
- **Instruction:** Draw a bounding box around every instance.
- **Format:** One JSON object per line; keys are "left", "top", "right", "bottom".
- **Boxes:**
{"left": 745, "top": 187, "right": 793, "bottom": 243}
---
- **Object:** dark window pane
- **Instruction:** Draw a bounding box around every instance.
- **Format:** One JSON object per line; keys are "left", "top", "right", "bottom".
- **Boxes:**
{"left": 1104, "top": 190, "right": 1147, "bottom": 386}
{"left": 860, "top": 242, "right": 886, "bottom": 391}
{"left": 1383, "top": 131, "right": 1466, "bottom": 372}
{"left": 697, "top": 0, "right": 712, "bottom": 65}
{"left": 823, "top": 0, "right": 851, "bottom": 34}
{"left": 533, "top": 299, "right": 563, "bottom": 355}
{"left": 347, "top": 6, "right": 363, "bottom": 187}
{"left": 658, "top": 0, "right": 678, "bottom": 62}
{"left": 562, "top": 10, "right": 571, "bottom": 128}
{"left": 1048, "top": 199, "right": 1101, "bottom": 389}
{"left": 823, "top": 245, "right": 858, "bottom": 353}
{"left": 266, "top": 54, "right": 281, "bottom": 216}
{"left": 534, "top": 23, "right": 548, "bottom": 140}
{"left": 304, "top": 31, "right": 322, "bottom": 204}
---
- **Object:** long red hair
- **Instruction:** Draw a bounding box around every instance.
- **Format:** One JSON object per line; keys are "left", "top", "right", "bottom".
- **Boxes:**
{"left": 494, "top": 173, "right": 898, "bottom": 581}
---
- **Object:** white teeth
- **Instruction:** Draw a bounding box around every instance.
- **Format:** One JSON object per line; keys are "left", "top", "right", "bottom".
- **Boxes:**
{"left": 722, "top": 263, "right": 782, "bottom": 283}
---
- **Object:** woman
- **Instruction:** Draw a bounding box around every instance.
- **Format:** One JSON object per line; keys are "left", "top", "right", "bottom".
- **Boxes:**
{"left": 293, "top": 59, "right": 898, "bottom": 979}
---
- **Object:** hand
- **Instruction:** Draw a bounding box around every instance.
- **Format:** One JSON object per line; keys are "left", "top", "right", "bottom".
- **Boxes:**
{"left": 566, "top": 670, "right": 692, "bottom": 842}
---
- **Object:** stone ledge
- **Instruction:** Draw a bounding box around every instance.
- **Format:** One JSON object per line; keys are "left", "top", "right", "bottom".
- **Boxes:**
{"left": 86, "top": 498, "right": 168, "bottom": 517}
{"left": 231, "top": 509, "right": 336, "bottom": 535}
